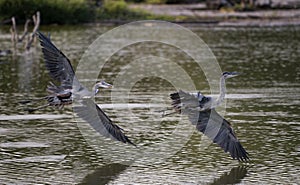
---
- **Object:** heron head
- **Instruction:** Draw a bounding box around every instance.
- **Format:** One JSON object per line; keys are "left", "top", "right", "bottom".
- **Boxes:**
{"left": 94, "top": 80, "right": 113, "bottom": 94}
{"left": 222, "top": 71, "right": 240, "bottom": 79}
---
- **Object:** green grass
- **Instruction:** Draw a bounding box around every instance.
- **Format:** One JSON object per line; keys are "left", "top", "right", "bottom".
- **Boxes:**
{"left": 96, "top": 0, "right": 181, "bottom": 21}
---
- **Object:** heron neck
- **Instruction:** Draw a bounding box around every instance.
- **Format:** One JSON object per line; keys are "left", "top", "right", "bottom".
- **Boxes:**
{"left": 93, "top": 84, "right": 99, "bottom": 95}
{"left": 216, "top": 76, "right": 226, "bottom": 106}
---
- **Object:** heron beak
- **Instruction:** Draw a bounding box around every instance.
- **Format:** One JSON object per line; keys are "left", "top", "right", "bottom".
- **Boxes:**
{"left": 94, "top": 81, "right": 113, "bottom": 94}
{"left": 228, "top": 72, "right": 240, "bottom": 78}
{"left": 99, "top": 81, "right": 113, "bottom": 89}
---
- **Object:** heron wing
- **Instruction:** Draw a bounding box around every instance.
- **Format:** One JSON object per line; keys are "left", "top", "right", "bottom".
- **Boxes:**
{"left": 170, "top": 90, "right": 249, "bottom": 161}
{"left": 73, "top": 98, "right": 135, "bottom": 146}
{"left": 170, "top": 90, "right": 203, "bottom": 114}
{"left": 193, "top": 109, "right": 249, "bottom": 162}
{"left": 37, "top": 31, "right": 75, "bottom": 88}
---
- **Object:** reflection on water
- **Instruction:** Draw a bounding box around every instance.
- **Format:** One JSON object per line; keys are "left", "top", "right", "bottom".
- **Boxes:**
{"left": 79, "top": 163, "right": 129, "bottom": 185}
{"left": 210, "top": 166, "right": 248, "bottom": 185}
{"left": 0, "top": 25, "right": 299, "bottom": 184}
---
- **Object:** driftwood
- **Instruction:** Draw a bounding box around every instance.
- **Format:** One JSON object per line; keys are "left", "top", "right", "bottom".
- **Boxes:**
{"left": 10, "top": 17, "right": 18, "bottom": 45}
{"left": 25, "top": 11, "right": 40, "bottom": 50}
{"left": 10, "top": 11, "right": 41, "bottom": 51}
{"left": 19, "top": 19, "right": 31, "bottom": 42}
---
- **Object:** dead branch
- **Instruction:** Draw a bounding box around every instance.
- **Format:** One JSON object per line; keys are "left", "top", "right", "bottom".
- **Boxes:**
{"left": 26, "top": 11, "right": 40, "bottom": 50}
{"left": 19, "top": 19, "right": 31, "bottom": 42}
{"left": 10, "top": 17, "right": 18, "bottom": 45}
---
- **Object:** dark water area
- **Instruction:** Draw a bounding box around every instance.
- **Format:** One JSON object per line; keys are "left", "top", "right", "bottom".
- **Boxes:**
{"left": 0, "top": 24, "right": 299, "bottom": 184}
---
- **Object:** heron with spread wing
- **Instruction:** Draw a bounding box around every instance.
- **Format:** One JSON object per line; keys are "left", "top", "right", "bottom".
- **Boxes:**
{"left": 23, "top": 32, "right": 135, "bottom": 146}
{"left": 170, "top": 72, "right": 249, "bottom": 162}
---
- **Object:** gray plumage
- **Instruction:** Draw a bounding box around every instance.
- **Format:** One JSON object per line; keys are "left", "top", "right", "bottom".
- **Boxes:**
{"left": 74, "top": 98, "right": 135, "bottom": 146}
{"left": 34, "top": 31, "right": 135, "bottom": 146}
{"left": 170, "top": 72, "right": 249, "bottom": 162}
{"left": 39, "top": 32, "right": 75, "bottom": 88}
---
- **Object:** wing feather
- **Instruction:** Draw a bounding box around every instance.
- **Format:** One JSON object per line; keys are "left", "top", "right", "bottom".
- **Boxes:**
{"left": 37, "top": 31, "right": 75, "bottom": 87}
{"left": 170, "top": 90, "right": 212, "bottom": 115}
{"left": 74, "top": 99, "right": 135, "bottom": 146}
{"left": 170, "top": 90, "right": 202, "bottom": 115}
{"left": 195, "top": 109, "right": 249, "bottom": 162}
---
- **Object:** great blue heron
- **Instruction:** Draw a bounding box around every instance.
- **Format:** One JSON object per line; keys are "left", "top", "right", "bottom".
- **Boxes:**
{"left": 24, "top": 31, "right": 135, "bottom": 146}
{"left": 23, "top": 80, "right": 112, "bottom": 112}
{"left": 170, "top": 72, "right": 249, "bottom": 162}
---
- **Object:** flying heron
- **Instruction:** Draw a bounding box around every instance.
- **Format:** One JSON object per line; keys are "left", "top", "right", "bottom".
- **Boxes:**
{"left": 170, "top": 72, "right": 249, "bottom": 162}
{"left": 23, "top": 31, "right": 135, "bottom": 146}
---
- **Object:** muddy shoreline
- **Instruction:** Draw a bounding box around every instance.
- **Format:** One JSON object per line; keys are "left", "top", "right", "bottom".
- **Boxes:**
{"left": 127, "top": 3, "right": 300, "bottom": 27}
{"left": 90, "top": 19, "right": 300, "bottom": 27}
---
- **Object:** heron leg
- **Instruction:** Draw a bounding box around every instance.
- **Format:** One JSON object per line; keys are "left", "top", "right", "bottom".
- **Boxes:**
{"left": 19, "top": 97, "right": 47, "bottom": 104}
{"left": 162, "top": 111, "right": 177, "bottom": 117}
{"left": 154, "top": 107, "right": 178, "bottom": 117}
{"left": 58, "top": 104, "right": 64, "bottom": 110}
{"left": 154, "top": 107, "right": 174, "bottom": 113}
{"left": 25, "top": 104, "right": 50, "bottom": 113}
{"left": 153, "top": 107, "right": 173, "bottom": 117}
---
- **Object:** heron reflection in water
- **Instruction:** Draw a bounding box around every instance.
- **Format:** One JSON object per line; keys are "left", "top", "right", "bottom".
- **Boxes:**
{"left": 169, "top": 72, "right": 249, "bottom": 162}
{"left": 22, "top": 32, "right": 135, "bottom": 146}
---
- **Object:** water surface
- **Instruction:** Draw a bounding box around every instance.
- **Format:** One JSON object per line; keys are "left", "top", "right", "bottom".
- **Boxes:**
{"left": 0, "top": 24, "right": 299, "bottom": 184}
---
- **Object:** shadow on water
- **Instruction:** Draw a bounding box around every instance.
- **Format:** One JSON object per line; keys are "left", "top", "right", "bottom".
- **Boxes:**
{"left": 79, "top": 163, "right": 129, "bottom": 185}
{"left": 210, "top": 166, "right": 248, "bottom": 185}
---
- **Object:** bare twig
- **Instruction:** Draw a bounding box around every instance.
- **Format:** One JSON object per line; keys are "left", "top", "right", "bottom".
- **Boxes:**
{"left": 26, "top": 11, "right": 40, "bottom": 50}
{"left": 10, "top": 17, "right": 18, "bottom": 45}
{"left": 10, "top": 27, "right": 14, "bottom": 43}
{"left": 19, "top": 19, "right": 31, "bottom": 42}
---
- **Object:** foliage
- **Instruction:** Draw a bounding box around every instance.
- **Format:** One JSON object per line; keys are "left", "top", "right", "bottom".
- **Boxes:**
{"left": 0, "top": 0, "right": 95, "bottom": 24}
{"left": 96, "top": 0, "right": 178, "bottom": 21}
{"left": 96, "top": 0, "right": 131, "bottom": 20}
{"left": 126, "top": 0, "right": 204, "bottom": 3}
{"left": 233, "top": 2, "right": 255, "bottom": 11}
{"left": 146, "top": 0, "right": 166, "bottom": 4}
{"left": 0, "top": 0, "right": 187, "bottom": 24}
{"left": 102, "top": 0, "right": 129, "bottom": 18}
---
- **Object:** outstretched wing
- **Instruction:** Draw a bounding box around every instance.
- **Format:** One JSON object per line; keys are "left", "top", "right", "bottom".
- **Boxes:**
{"left": 74, "top": 98, "right": 135, "bottom": 146}
{"left": 170, "top": 90, "right": 211, "bottom": 115}
{"left": 194, "top": 109, "right": 249, "bottom": 162}
{"left": 37, "top": 31, "right": 75, "bottom": 88}
{"left": 170, "top": 90, "right": 202, "bottom": 114}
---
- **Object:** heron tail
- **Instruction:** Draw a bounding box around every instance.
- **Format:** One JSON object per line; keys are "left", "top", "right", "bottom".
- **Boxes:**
{"left": 170, "top": 92, "right": 182, "bottom": 113}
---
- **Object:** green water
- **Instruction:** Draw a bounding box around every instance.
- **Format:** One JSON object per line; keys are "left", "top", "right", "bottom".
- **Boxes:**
{"left": 0, "top": 24, "right": 299, "bottom": 184}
